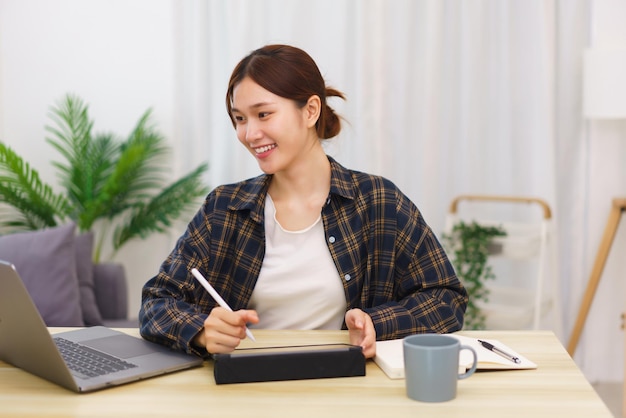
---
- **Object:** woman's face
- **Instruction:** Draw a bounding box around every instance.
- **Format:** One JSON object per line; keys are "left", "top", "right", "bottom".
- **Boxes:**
{"left": 230, "top": 77, "right": 319, "bottom": 175}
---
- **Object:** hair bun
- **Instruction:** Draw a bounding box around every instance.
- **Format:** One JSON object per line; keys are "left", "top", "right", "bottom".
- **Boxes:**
{"left": 318, "top": 87, "right": 345, "bottom": 139}
{"left": 321, "top": 104, "right": 342, "bottom": 139}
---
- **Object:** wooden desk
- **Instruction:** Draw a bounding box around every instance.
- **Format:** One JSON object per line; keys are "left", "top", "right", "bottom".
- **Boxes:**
{"left": 0, "top": 329, "right": 611, "bottom": 417}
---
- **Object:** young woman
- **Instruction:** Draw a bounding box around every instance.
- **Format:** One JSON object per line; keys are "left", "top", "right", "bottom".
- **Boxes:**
{"left": 139, "top": 44, "right": 467, "bottom": 359}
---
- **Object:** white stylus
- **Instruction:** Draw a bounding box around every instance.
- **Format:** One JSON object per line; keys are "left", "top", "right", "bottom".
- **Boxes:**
{"left": 191, "top": 268, "right": 256, "bottom": 341}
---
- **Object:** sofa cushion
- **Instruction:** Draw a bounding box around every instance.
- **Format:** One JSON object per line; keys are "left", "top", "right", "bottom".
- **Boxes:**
{"left": 93, "top": 262, "right": 128, "bottom": 320}
{"left": 75, "top": 232, "right": 104, "bottom": 326}
{"left": 0, "top": 223, "right": 84, "bottom": 326}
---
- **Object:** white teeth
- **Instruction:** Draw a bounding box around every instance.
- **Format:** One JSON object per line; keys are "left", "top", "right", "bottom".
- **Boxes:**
{"left": 255, "top": 144, "right": 276, "bottom": 154}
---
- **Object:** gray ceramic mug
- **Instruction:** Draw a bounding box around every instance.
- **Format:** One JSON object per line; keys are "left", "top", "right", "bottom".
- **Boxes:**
{"left": 403, "top": 334, "right": 478, "bottom": 402}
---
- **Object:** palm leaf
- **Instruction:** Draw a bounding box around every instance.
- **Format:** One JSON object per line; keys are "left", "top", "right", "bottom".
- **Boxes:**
{"left": 111, "top": 163, "right": 209, "bottom": 253}
{"left": 86, "top": 111, "right": 169, "bottom": 225}
{"left": 46, "top": 94, "right": 94, "bottom": 180}
{"left": 63, "top": 133, "right": 120, "bottom": 231}
{"left": 45, "top": 95, "right": 122, "bottom": 230}
{"left": 117, "top": 110, "right": 169, "bottom": 197}
{"left": 0, "top": 185, "right": 60, "bottom": 230}
{"left": 0, "top": 143, "right": 70, "bottom": 230}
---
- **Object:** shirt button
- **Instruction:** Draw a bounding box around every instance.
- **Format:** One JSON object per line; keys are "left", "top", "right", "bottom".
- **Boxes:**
{"left": 329, "top": 236, "right": 336, "bottom": 243}
{"left": 344, "top": 274, "right": 351, "bottom": 281}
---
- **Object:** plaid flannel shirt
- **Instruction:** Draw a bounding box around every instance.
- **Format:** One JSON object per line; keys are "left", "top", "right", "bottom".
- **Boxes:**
{"left": 139, "top": 157, "right": 467, "bottom": 356}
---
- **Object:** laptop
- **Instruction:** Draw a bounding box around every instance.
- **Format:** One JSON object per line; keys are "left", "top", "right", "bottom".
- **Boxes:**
{"left": 0, "top": 260, "right": 203, "bottom": 393}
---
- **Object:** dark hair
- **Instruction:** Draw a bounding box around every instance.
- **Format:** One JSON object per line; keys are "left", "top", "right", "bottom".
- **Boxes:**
{"left": 226, "top": 44, "right": 345, "bottom": 139}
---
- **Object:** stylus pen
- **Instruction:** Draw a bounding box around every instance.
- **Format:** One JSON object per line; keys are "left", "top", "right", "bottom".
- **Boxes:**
{"left": 191, "top": 268, "right": 256, "bottom": 342}
{"left": 478, "top": 339, "right": 521, "bottom": 364}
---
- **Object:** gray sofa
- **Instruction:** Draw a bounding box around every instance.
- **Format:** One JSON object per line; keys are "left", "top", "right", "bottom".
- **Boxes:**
{"left": 0, "top": 223, "right": 137, "bottom": 328}
{"left": 93, "top": 263, "right": 138, "bottom": 328}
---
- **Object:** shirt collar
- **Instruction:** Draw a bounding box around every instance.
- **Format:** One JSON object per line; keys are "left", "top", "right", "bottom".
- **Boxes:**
{"left": 327, "top": 156, "right": 356, "bottom": 201}
{"left": 227, "top": 175, "right": 271, "bottom": 224}
{"left": 227, "top": 155, "right": 356, "bottom": 223}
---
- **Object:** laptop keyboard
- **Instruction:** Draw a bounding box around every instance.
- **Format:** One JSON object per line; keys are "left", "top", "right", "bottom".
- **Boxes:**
{"left": 54, "top": 337, "right": 138, "bottom": 379}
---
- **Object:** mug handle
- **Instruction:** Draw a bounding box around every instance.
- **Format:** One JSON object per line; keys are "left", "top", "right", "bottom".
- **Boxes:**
{"left": 458, "top": 345, "right": 478, "bottom": 379}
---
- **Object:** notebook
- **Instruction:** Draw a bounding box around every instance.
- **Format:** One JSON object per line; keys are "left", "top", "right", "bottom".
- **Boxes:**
{"left": 0, "top": 260, "right": 203, "bottom": 392}
{"left": 374, "top": 334, "right": 537, "bottom": 379}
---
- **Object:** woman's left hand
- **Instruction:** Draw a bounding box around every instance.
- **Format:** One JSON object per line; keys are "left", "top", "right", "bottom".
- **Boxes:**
{"left": 345, "top": 308, "right": 376, "bottom": 358}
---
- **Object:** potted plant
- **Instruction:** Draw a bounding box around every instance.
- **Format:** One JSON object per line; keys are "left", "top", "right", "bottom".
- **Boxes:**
{"left": 0, "top": 94, "right": 209, "bottom": 262}
{"left": 442, "top": 220, "right": 506, "bottom": 330}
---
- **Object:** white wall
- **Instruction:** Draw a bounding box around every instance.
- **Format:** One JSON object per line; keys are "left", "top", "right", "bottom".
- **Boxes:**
{"left": 0, "top": 0, "right": 180, "bottom": 317}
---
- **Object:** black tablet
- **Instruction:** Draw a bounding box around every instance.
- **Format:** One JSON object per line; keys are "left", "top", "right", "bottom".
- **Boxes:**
{"left": 212, "top": 344, "right": 365, "bottom": 384}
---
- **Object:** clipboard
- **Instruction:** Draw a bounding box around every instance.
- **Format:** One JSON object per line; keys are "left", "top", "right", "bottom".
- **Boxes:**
{"left": 213, "top": 344, "right": 366, "bottom": 384}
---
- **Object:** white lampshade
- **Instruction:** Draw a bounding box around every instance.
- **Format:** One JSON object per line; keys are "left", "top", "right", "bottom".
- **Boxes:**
{"left": 583, "top": 48, "right": 626, "bottom": 119}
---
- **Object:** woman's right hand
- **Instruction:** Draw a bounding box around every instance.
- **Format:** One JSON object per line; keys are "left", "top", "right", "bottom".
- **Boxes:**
{"left": 193, "top": 307, "right": 259, "bottom": 354}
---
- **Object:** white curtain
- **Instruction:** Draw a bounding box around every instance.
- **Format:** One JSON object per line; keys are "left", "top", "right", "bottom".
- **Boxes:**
{"left": 177, "top": 0, "right": 561, "bottom": 226}
{"left": 173, "top": 0, "right": 624, "bottom": 381}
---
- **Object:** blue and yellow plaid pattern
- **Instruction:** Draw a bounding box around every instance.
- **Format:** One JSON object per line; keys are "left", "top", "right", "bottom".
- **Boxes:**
{"left": 139, "top": 157, "right": 467, "bottom": 356}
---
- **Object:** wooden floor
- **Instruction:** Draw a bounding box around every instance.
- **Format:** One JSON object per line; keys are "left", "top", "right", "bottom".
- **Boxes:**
{"left": 594, "top": 382, "right": 622, "bottom": 417}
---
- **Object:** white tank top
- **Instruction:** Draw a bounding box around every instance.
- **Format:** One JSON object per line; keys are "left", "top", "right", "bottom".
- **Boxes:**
{"left": 248, "top": 194, "right": 346, "bottom": 330}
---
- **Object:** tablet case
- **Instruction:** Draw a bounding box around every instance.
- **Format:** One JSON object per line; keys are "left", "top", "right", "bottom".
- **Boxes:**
{"left": 213, "top": 344, "right": 366, "bottom": 384}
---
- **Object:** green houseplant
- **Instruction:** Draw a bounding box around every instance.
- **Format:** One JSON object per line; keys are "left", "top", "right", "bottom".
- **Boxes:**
{"left": 442, "top": 221, "right": 506, "bottom": 330}
{"left": 0, "top": 94, "right": 209, "bottom": 262}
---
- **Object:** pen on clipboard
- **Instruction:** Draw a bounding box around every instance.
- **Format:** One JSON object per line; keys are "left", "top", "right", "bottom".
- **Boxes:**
{"left": 478, "top": 339, "right": 521, "bottom": 364}
{"left": 190, "top": 268, "right": 256, "bottom": 342}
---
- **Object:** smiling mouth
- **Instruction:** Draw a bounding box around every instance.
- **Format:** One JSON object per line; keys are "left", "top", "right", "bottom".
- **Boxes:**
{"left": 254, "top": 144, "right": 276, "bottom": 154}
